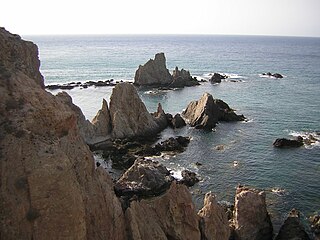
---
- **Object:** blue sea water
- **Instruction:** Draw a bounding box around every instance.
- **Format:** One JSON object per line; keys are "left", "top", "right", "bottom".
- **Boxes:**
{"left": 26, "top": 34, "right": 320, "bottom": 231}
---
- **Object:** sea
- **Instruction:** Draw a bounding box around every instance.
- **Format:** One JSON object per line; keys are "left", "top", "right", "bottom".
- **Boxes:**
{"left": 25, "top": 34, "right": 320, "bottom": 232}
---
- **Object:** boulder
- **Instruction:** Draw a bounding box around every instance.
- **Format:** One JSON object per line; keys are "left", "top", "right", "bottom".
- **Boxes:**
{"left": 109, "top": 82, "right": 162, "bottom": 139}
{"left": 114, "top": 158, "right": 174, "bottom": 198}
{"left": 134, "top": 53, "right": 172, "bottom": 87}
{"left": 182, "top": 93, "right": 245, "bottom": 130}
{"left": 125, "top": 182, "right": 201, "bottom": 240}
{"left": 154, "top": 136, "right": 190, "bottom": 152}
{"left": 275, "top": 209, "right": 310, "bottom": 240}
{"left": 179, "top": 170, "right": 200, "bottom": 187}
{"left": 170, "top": 66, "right": 200, "bottom": 88}
{"left": 198, "top": 192, "right": 230, "bottom": 240}
{"left": 309, "top": 214, "right": 320, "bottom": 239}
{"left": 171, "top": 113, "right": 186, "bottom": 128}
{"left": 233, "top": 186, "right": 273, "bottom": 240}
{"left": 273, "top": 136, "right": 304, "bottom": 148}
{"left": 152, "top": 103, "right": 168, "bottom": 131}
{"left": 209, "top": 73, "right": 228, "bottom": 83}
{"left": 0, "top": 28, "right": 127, "bottom": 240}
{"left": 262, "top": 72, "right": 284, "bottom": 78}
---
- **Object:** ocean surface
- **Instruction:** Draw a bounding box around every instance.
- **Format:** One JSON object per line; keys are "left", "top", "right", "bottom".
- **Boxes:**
{"left": 26, "top": 34, "right": 320, "bottom": 231}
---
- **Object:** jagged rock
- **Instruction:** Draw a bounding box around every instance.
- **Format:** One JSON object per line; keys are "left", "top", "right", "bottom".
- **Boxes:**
{"left": 125, "top": 182, "right": 201, "bottom": 240}
{"left": 198, "top": 192, "right": 230, "bottom": 240}
{"left": 114, "top": 158, "right": 174, "bottom": 197}
{"left": 273, "top": 136, "right": 304, "bottom": 148}
{"left": 170, "top": 66, "right": 200, "bottom": 88}
{"left": 309, "top": 214, "right": 320, "bottom": 239}
{"left": 275, "top": 209, "right": 310, "bottom": 240}
{"left": 209, "top": 73, "right": 228, "bottom": 83}
{"left": 109, "top": 82, "right": 162, "bottom": 139}
{"left": 182, "top": 93, "right": 245, "bottom": 130}
{"left": 171, "top": 114, "right": 186, "bottom": 128}
{"left": 92, "top": 98, "right": 112, "bottom": 137}
{"left": 233, "top": 186, "right": 273, "bottom": 240}
{"left": 0, "top": 27, "right": 44, "bottom": 88}
{"left": 179, "top": 170, "right": 199, "bottom": 187}
{"left": 152, "top": 103, "right": 168, "bottom": 131}
{"left": 134, "top": 53, "right": 173, "bottom": 87}
{"left": 0, "top": 28, "right": 126, "bottom": 239}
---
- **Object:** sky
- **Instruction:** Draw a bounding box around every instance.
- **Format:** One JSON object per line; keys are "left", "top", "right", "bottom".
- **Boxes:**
{"left": 1, "top": 0, "right": 320, "bottom": 37}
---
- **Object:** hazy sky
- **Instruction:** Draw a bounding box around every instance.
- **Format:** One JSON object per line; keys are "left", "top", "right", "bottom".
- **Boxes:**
{"left": 1, "top": 0, "right": 320, "bottom": 37}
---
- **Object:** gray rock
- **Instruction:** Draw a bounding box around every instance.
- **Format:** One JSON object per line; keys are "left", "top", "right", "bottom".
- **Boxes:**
{"left": 170, "top": 66, "right": 200, "bottom": 88}
{"left": 273, "top": 136, "right": 304, "bottom": 148}
{"left": 134, "top": 53, "right": 172, "bottom": 87}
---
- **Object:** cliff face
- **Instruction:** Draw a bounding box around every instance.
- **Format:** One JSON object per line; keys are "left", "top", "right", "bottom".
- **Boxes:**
{"left": 0, "top": 27, "right": 126, "bottom": 240}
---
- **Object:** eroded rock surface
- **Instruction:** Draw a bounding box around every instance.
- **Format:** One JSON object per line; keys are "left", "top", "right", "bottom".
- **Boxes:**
{"left": 233, "top": 186, "right": 273, "bottom": 240}
{"left": 182, "top": 92, "right": 245, "bottom": 130}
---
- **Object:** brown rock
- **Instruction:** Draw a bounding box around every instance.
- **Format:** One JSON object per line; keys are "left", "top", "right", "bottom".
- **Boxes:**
{"left": 125, "top": 182, "right": 201, "bottom": 240}
{"left": 92, "top": 98, "right": 112, "bottom": 137}
{"left": 0, "top": 28, "right": 126, "bottom": 240}
{"left": 134, "top": 53, "right": 173, "bottom": 87}
{"left": 198, "top": 192, "right": 230, "bottom": 240}
{"left": 109, "top": 82, "right": 161, "bottom": 139}
{"left": 233, "top": 187, "right": 273, "bottom": 240}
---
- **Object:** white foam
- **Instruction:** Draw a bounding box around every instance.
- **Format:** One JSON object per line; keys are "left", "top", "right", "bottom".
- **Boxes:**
{"left": 287, "top": 130, "right": 320, "bottom": 148}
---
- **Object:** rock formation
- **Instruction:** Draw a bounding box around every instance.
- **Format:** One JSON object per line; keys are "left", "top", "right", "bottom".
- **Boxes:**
{"left": 198, "top": 192, "right": 230, "bottom": 240}
{"left": 182, "top": 93, "right": 245, "bottom": 130}
{"left": 0, "top": 27, "right": 126, "bottom": 239}
{"left": 114, "top": 158, "right": 174, "bottom": 198}
{"left": 209, "top": 73, "right": 228, "bottom": 83}
{"left": 262, "top": 72, "right": 284, "bottom": 78}
{"left": 92, "top": 98, "right": 112, "bottom": 138}
{"left": 170, "top": 66, "right": 200, "bottom": 88}
{"left": 233, "top": 186, "right": 273, "bottom": 240}
{"left": 125, "top": 182, "right": 201, "bottom": 240}
{"left": 273, "top": 136, "right": 304, "bottom": 148}
{"left": 275, "top": 209, "right": 310, "bottom": 240}
{"left": 134, "top": 53, "right": 173, "bottom": 87}
{"left": 109, "top": 82, "right": 163, "bottom": 139}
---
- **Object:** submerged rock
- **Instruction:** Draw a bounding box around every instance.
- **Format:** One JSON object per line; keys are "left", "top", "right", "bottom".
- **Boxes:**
{"left": 273, "top": 136, "right": 304, "bottom": 148}
{"left": 262, "top": 72, "right": 284, "bottom": 78}
{"left": 134, "top": 52, "right": 173, "bottom": 87}
{"left": 182, "top": 92, "right": 245, "bottom": 130}
{"left": 114, "top": 158, "right": 174, "bottom": 198}
{"left": 198, "top": 192, "right": 230, "bottom": 240}
{"left": 233, "top": 186, "right": 273, "bottom": 240}
{"left": 275, "top": 209, "right": 310, "bottom": 240}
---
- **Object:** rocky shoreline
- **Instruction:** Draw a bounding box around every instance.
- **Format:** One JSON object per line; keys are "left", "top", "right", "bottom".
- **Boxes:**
{"left": 0, "top": 27, "right": 318, "bottom": 239}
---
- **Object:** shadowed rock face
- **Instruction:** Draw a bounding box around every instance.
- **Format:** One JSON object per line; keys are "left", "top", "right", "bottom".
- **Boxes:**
{"left": 0, "top": 27, "right": 126, "bottom": 240}
{"left": 182, "top": 92, "right": 245, "bottom": 130}
{"left": 134, "top": 53, "right": 173, "bottom": 87}
{"left": 275, "top": 209, "right": 310, "bottom": 240}
{"left": 233, "top": 187, "right": 273, "bottom": 240}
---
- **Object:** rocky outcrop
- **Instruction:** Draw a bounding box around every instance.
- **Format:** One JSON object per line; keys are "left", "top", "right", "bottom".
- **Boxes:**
{"left": 262, "top": 72, "right": 284, "bottom": 78}
{"left": 114, "top": 158, "right": 174, "bottom": 198}
{"left": 198, "top": 192, "right": 230, "bottom": 240}
{"left": 275, "top": 209, "right": 310, "bottom": 240}
{"left": 0, "top": 27, "right": 44, "bottom": 88}
{"left": 182, "top": 93, "right": 245, "bottom": 130}
{"left": 170, "top": 66, "right": 200, "bottom": 88}
{"left": 233, "top": 186, "right": 273, "bottom": 240}
{"left": 109, "top": 82, "right": 162, "bottom": 139}
{"left": 171, "top": 113, "right": 186, "bottom": 128}
{"left": 125, "top": 182, "right": 201, "bottom": 240}
{"left": 134, "top": 53, "right": 172, "bottom": 87}
{"left": 92, "top": 98, "right": 112, "bottom": 137}
{"left": 209, "top": 73, "right": 228, "bottom": 83}
{"left": 179, "top": 170, "right": 200, "bottom": 187}
{"left": 310, "top": 214, "right": 320, "bottom": 240}
{"left": 152, "top": 103, "right": 168, "bottom": 131}
{"left": 273, "top": 136, "right": 304, "bottom": 148}
{"left": 0, "top": 28, "right": 126, "bottom": 239}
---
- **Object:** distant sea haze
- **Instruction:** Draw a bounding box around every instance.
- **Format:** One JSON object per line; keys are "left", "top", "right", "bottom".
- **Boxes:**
{"left": 29, "top": 34, "right": 320, "bottom": 231}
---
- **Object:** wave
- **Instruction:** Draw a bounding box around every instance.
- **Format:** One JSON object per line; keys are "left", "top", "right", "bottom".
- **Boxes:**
{"left": 287, "top": 130, "right": 320, "bottom": 148}
{"left": 270, "top": 187, "right": 286, "bottom": 196}
{"left": 202, "top": 72, "right": 246, "bottom": 82}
